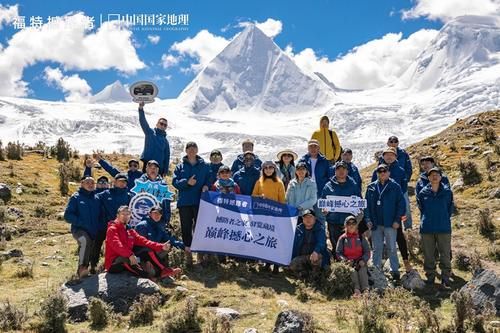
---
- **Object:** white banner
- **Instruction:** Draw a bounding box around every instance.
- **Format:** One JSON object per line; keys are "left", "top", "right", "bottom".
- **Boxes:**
{"left": 318, "top": 195, "right": 366, "bottom": 214}
{"left": 191, "top": 192, "right": 299, "bottom": 265}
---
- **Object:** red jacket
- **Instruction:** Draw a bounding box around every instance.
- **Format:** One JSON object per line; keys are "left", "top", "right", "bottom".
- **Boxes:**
{"left": 105, "top": 220, "right": 164, "bottom": 271}
{"left": 335, "top": 232, "right": 371, "bottom": 262}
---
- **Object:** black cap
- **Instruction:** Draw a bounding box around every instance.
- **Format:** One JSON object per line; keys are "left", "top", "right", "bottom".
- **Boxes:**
{"left": 335, "top": 161, "right": 348, "bottom": 169}
{"left": 388, "top": 136, "right": 399, "bottom": 142}
{"left": 147, "top": 160, "right": 160, "bottom": 168}
{"left": 420, "top": 156, "right": 435, "bottom": 164}
{"left": 149, "top": 206, "right": 163, "bottom": 214}
{"left": 301, "top": 209, "right": 316, "bottom": 217}
{"left": 218, "top": 165, "right": 230, "bottom": 173}
{"left": 427, "top": 167, "right": 442, "bottom": 176}
{"left": 296, "top": 161, "right": 307, "bottom": 169}
{"left": 128, "top": 159, "right": 140, "bottom": 166}
{"left": 114, "top": 173, "right": 128, "bottom": 182}
{"left": 185, "top": 141, "right": 198, "bottom": 149}
{"left": 97, "top": 176, "right": 109, "bottom": 183}
{"left": 342, "top": 148, "right": 353, "bottom": 154}
{"left": 210, "top": 149, "right": 222, "bottom": 157}
{"left": 377, "top": 164, "right": 389, "bottom": 172}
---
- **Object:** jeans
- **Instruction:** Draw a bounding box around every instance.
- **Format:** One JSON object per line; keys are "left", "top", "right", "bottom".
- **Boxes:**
{"left": 371, "top": 226, "right": 399, "bottom": 272}
{"left": 403, "top": 192, "right": 412, "bottom": 230}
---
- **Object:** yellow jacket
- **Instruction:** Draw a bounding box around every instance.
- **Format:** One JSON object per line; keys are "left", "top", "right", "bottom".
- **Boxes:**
{"left": 252, "top": 177, "right": 286, "bottom": 204}
{"left": 311, "top": 127, "right": 341, "bottom": 161}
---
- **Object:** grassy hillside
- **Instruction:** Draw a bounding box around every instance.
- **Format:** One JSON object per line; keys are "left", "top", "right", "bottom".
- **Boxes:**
{"left": 0, "top": 110, "right": 498, "bottom": 332}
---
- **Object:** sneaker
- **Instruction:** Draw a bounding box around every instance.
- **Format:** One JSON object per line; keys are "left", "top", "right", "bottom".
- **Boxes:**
{"left": 159, "top": 276, "right": 176, "bottom": 286}
{"left": 441, "top": 276, "right": 451, "bottom": 289}
{"left": 89, "top": 266, "right": 96, "bottom": 275}
{"left": 77, "top": 265, "right": 89, "bottom": 279}
{"left": 391, "top": 271, "right": 401, "bottom": 281}
{"left": 272, "top": 265, "right": 280, "bottom": 274}
{"left": 160, "top": 267, "right": 182, "bottom": 279}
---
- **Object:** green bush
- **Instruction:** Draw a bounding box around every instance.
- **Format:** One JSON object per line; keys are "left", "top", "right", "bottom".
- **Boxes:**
{"left": 6, "top": 141, "right": 23, "bottom": 160}
{"left": 160, "top": 297, "right": 202, "bottom": 333}
{"left": 37, "top": 292, "right": 68, "bottom": 333}
{"left": 87, "top": 297, "right": 112, "bottom": 329}
{"left": 128, "top": 294, "right": 160, "bottom": 327}
{"left": 458, "top": 160, "right": 482, "bottom": 186}
{"left": 0, "top": 300, "right": 28, "bottom": 331}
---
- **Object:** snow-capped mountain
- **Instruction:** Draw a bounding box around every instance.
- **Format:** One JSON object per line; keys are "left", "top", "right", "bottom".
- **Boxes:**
{"left": 90, "top": 81, "right": 132, "bottom": 103}
{"left": 177, "top": 25, "right": 336, "bottom": 113}
{"left": 0, "top": 17, "right": 499, "bottom": 167}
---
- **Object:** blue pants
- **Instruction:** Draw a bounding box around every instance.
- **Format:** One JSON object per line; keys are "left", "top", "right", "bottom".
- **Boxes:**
{"left": 371, "top": 226, "right": 399, "bottom": 273}
{"left": 403, "top": 192, "right": 412, "bottom": 230}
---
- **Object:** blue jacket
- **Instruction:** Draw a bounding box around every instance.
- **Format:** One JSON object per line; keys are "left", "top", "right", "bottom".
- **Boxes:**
{"left": 298, "top": 153, "right": 333, "bottom": 197}
{"left": 365, "top": 179, "right": 406, "bottom": 229}
{"left": 292, "top": 222, "right": 330, "bottom": 267}
{"left": 371, "top": 160, "right": 408, "bottom": 193}
{"left": 231, "top": 154, "right": 263, "bottom": 173}
{"left": 416, "top": 172, "right": 450, "bottom": 196}
{"left": 233, "top": 166, "right": 261, "bottom": 195}
{"left": 208, "top": 162, "right": 223, "bottom": 187}
{"left": 285, "top": 177, "right": 317, "bottom": 214}
{"left": 96, "top": 187, "right": 133, "bottom": 229}
{"left": 135, "top": 173, "right": 172, "bottom": 225}
{"left": 98, "top": 159, "right": 143, "bottom": 190}
{"left": 321, "top": 176, "right": 361, "bottom": 225}
{"left": 343, "top": 162, "right": 362, "bottom": 192}
{"left": 64, "top": 188, "right": 101, "bottom": 239}
{"left": 378, "top": 147, "right": 412, "bottom": 180}
{"left": 172, "top": 156, "right": 210, "bottom": 207}
{"left": 138, "top": 108, "right": 170, "bottom": 176}
{"left": 417, "top": 183, "right": 454, "bottom": 234}
{"left": 135, "top": 218, "right": 185, "bottom": 249}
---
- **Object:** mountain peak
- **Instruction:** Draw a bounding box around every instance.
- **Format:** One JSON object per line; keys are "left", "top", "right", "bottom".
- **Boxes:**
{"left": 177, "top": 24, "right": 336, "bottom": 113}
{"left": 90, "top": 80, "right": 131, "bottom": 103}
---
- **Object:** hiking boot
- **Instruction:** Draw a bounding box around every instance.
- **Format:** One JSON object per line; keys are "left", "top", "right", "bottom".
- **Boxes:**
{"left": 77, "top": 265, "right": 89, "bottom": 279}
{"left": 161, "top": 267, "right": 182, "bottom": 279}
{"left": 143, "top": 261, "right": 156, "bottom": 277}
{"left": 441, "top": 276, "right": 451, "bottom": 289}
{"left": 425, "top": 276, "right": 435, "bottom": 286}
{"left": 390, "top": 271, "right": 401, "bottom": 281}
{"left": 272, "top": 265, "right": 280, "bottom": 274}
{"left": 89, "top": 266, "right": 97, "bottom": 275}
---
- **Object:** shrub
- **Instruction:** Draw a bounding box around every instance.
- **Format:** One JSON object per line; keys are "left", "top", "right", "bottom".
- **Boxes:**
{"left": 450, "top": 290, "right": 492, "bottom": 333}
{"left": 458, "top": 160, "right": 482, "bottom": 186}
{"left": 128, "top": 294, "right": 160, "bottom": 327}
{"left": 483, "top": 126, "right": 497, "bottom": 144}
{"left": 259, "top": 287, "right": 275, "bottom": 299}
{"left": 355, "top": 292, "right": 389, "bottom": 333}
{"left": 15, "top": 260, "right": 34, "bottom": 278}
{"left": 6, "top": 141, "right": 23, "bottom": 160}
{"left": 416, "top": 301, "right": 441, "bottom": 333}
{"left": 87, "top": 297, "right": 112, "bottom": 329}
{"left": 0, "top": 300, "right": 28, "bottom": 331}
{"left": 54, "top": 138, "right": 71, "bottom": 162}
{"left": 37, "top": 292, "right": 68, "bottom": 333}
{"left": 160, "top": 297, "right": 202, "bottom": 333}
{"left": 453, "top": 250, "right": 482, "bottom": 273}
{"left": 478, "top": 208, "right": 496, "bottom": 240}
{"left": 58, "top": 163, "right": 70, "bottom": 196}
{"left": 449, "top": 141, "right": 457, "bottom": 152}
{"left": 33, "top": 205, "right": 48, "bottom": 218}
{"left": 203, "top": 313, "right": 232, "bottom": 333}
{"left": 0, "top": 140, "right": 5, "bottom": 161}
{"left": 320, "top": 262, "right": 353, "bottom": 299}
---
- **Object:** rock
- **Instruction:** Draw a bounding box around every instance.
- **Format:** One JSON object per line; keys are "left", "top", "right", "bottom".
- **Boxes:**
{"left": 460, "top": 269, "right": 500, "bottom": 316}
{"left": 452, "top": 178, "right": 464, "bottom": 191}
{"left": 277, "top": 299, "right": 289, "bottom": 308}
{"left": 6, "top": 207, "right": 23, "bottom": 219}
{"left": 41, "top": 262, "right": 49, "bottom": 266}
{"left": 482, "top": 150, "right": 494, "bottom": 156}
{"left": 34, "top": 238, "right": 46, "bottom": 245}
{"left": 273, "top": 310, "right": 313, "bottom": 333}
{"left": 0, "top": 248, "right": 23, "bottom": 260}
{"left": 368, "top": 266, "right": 388, "bottom": 291}
{"left": 56, "top": 212, "right": 65, "bottom": 220}
{"left": 179, "top": 274, "right": 189, "bottom": 280}
{"left": 489, "top": 320, "right": 500, "bottom": 328}
{"left": 175, "top": 286, "right": 188, "bottom": 293}
{"left": 215, "top": 307, "right": 240, "bottom": 319}
{"left": 0, "top": 184, "right": 11, "bottom": 204}
{"left": 431, "top": 144, "right": 438, "bottom": 149}
{"left": 244, "top": 328, "right": 258, "bottom": 333}
{"left": 489, "top": 188, "right": 500, "bottom": 199}
{"left": 60, "top": 272, "right": 161, "bottom": 321}
{"left": 466, "top": 117, "right": 480, "bottom": 126}
{"left": 461, "top": 144, "right": 479, "bottom": 151}
{"left": 401, "top": 270, "right": 425, "bottom": 290}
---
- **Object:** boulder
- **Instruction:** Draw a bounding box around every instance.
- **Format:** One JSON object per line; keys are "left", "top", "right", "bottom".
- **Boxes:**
{"left": 273, "top": 310, "right": 313, "bottom": 333}
{"left": 401, "top": 270, "right": 425, "bottom": 290}
{"left": 460, "top": 269, "right": 500, "bottom": 316}
{"left": 0, "top": 248, "right": 23, "bottom": 260}
{"left": 215, "top": 307, "right": 240, "bottom": 320}
{"left": 60, "top": 273, "right": 161, "bottom": 321}
{"left": 0, "top": 183, "right": 11, "bottom": 204}
{"left": 368, "top": 266, "right": 388, "bottom": 291}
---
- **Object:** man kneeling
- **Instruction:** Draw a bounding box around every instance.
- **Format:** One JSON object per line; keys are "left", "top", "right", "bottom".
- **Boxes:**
{"left": 105, "top": 206, "right": 181, "bottom": 280}
{"left": 290, "top": 209, "right": 330, "bottom": 276}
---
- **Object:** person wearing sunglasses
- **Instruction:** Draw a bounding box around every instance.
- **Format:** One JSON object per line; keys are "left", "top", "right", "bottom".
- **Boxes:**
{"left": 365, "top": 164, "right": 406, "bottom": 281}
{"left": 231, "top": 139, "right": 263, "bottom": 173}
{"left": 138, "top": 101, "right": 170, "bottom": 177}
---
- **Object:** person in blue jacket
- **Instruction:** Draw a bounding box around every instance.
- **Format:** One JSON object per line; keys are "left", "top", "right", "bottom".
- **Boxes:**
{"left": 172, "top": 141, "right": 210, "bottom": 265}
{"left": 298, "top": 139, "right": 333, "bottom": 223}
{"left": 135, "top": 160, "right": 172, "bottom": 225}
{"left": 365, "top": 164, "right": 406, "bottom": 280}
{"left": 417, "top": 167, "right": 454, "bottom": 287}
{"left": 91, "top": 173, "right": 133, "bottom": 274}
{"left": 290, "top": 209, "right": 330, "bottom": 276}
{"left": 138, "top": 101, "right": 170, "bottom": 176}
{"left": 208, "top": 149, "right": 224, "bottom": 187}
{"left": 233, "top": 151, "right": 261, "bottom": 195}
{"left": 231, "top": 139, "right": 263, "bottom": 173}
{"left": 336, "top": 148, "right": 362, "bottom": 193}
{"left": 88, "top": 153, "right": 143, "bottom": 191}
{"left": 135, "top": 206, "right": 185, "bottom": 267}
{"left": 321, "top": 161, "right": 361, "bottom": 250}
{"left": 416, "top": 156, "right": 450, "bottom": 196}
{"left": 64, "top": 176, "right": 101, "bottom": 278}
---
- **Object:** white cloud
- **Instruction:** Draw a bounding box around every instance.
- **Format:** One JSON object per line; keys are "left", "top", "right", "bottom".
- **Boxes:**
{"left": 0, "top": 12, "right": 145, "bottom": 97}
{"left": 169, "top": 29, "right": 230, "bottom": 72}
{"left": 286, "top": 29, "right": 439, "bottom": 90}
{"left": 0, "top": 4, "right": 18, "bottom": 30}
{"left": 147, "top": 34, "right": 160, "bottom": 44}
{"left": 239, "top": 18, "right": 283, "bottom": 38}
{"left": 44, "top": 67, "right": 91, "bottom": 102}
{"left": 161, "top": 53, "right": 180, "bottom": 68}
{"left": 402, "top": 0, "right": 500, "bottom": 22}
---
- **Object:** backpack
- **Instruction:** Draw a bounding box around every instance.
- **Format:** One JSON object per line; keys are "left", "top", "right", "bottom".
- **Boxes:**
{"left": 328, "top": 130, "right": 342, "bottom": 162}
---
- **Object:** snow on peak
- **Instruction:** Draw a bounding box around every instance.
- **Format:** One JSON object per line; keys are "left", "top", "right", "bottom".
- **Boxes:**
{"left": 398, "top": 15, "right": 500, "bottom": 91}
{"left": 90, "top": 80, "right": 132, "bottom": 103}
{"left": 177, "top": 24, "right": 336, "bottom": 113}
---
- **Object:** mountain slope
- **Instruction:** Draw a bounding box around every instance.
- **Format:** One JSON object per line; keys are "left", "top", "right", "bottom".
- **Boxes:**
{"left": 90, "top": 80, "right": 132, "bottom": 103}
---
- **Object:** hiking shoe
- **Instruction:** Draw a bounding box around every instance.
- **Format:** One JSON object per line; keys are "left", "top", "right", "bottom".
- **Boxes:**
{"left": 89, "top": 266, "right": 97, "bottom": 275}
{"left": 272, "top": 265, "right": 280, "bottom": 274}
{"left": 391, "top": 272, "right": 401, "bottom": 281}
{"left": 160, "top": 267, "right": 182, "bottom": 279}
{"left": 441, "top": 276, "right": 451, "bottom": 289}
{"left": 143, "top": 261, "right": 156, "bottom": 277}
{"left": 77, "top": 265, "right": 89, "bottom": 279}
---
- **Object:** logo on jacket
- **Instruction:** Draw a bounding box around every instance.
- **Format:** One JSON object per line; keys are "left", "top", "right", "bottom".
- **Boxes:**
{"left": 129, "top": 179, "right": 174, "bottom": 227}
{"left": 130, "top": 179, "right": 174, "bottom": 203}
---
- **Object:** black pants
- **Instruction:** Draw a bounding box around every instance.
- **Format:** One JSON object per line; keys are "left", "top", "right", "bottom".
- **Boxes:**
{"left": 327, "top": 224, "right": 344, "bottom": 252}
{"left": 396, "top": 226, "right": 409, "bottom": 261}
{"left": 108, "top": 256, "right": 149, "bottom": 278}
{"left": 73, "top": 230, "right": 94, "bottom": 267}
{"left": 179, "top": 205, "right": 199, "bottom": 247}
{"left": 89, "top": 229, "right": 106, "bottom": 268}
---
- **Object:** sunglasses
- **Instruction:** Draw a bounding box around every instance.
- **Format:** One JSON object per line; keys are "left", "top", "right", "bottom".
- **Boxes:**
{"left": 388, "top": 140, "right": 398, "bottom": 143}
{"left": 129, "top": 163, "right": 139, "bottom": 168}
{"left": 97, "top": 180, "right": 109, "bottom": 184}
{"left": 158, "top": 122, "right": 168, "bottom": 127}
{"left": 377, "top": 169, "right": 388, "bottom": 174}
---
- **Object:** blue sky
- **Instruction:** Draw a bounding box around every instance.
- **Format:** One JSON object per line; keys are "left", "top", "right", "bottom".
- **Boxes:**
{"left": 0, "top": 0, "right": 473, "bottom": 101}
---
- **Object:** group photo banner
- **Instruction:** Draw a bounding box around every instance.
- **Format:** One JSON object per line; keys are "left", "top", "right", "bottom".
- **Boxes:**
{"left": 191, "top": 192, "right": 299, "bottom": 265}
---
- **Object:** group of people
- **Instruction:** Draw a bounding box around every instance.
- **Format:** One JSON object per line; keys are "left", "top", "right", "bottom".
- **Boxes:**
{"left": 64, "top": 103, "right": 455, "bottom": 294}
